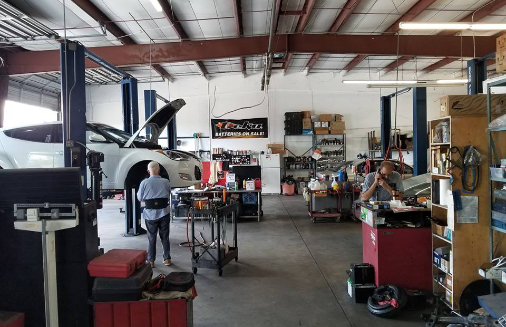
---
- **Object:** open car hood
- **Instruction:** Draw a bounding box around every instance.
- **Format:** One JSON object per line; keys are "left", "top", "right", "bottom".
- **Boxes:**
{"left": 124, "top": 99, "right": 185, "bottom": 148}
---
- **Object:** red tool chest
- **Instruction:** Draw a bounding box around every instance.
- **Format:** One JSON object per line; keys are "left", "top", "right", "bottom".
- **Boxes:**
{"left": 94, "top": 299, "right": 193, "bottom": 327}
{"left": 362, "top": 223, "right": 432, "bottom": 291}
{"left": 88, "top": 249, "right": 147, "bottom": 278}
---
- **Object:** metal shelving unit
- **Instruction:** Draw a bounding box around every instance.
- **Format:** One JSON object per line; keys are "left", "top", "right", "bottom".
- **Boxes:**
{"left": 283, "top": 134, "right": 315, "bottom": 177}
{"left": 313, "top": 133, "right": 346, "bottom": 174}
{"left": 486, "top": 79, "right": 506, "bottom": 267}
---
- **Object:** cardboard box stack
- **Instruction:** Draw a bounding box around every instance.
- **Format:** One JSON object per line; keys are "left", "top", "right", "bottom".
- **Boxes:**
{"left": 267, "top": 144, "right": 286, "bottom": 155}
{"left": 313, "top": 114, "right": 346, "bottom": 134}
{"left": 302, "top": 111, "right": 312, "bottom": 130}
{"left": 497, "top": 34, "right": 506, "bottom": 73}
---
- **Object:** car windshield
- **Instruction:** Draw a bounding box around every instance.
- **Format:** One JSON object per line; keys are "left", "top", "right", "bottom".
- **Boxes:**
{"left": 95, "top": 124, "right": 149, "bottom": 145}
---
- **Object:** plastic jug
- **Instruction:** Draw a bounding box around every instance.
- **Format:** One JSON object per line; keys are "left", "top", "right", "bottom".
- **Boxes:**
{"left": 331, "top": 177, "right": 338, "bottom": 191}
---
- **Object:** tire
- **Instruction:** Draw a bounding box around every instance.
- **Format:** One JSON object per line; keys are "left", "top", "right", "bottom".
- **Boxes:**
{"left": 367, "top": 285, "right": 407, "bottom": 318}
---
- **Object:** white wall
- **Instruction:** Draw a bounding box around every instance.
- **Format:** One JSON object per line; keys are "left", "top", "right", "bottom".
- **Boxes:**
{"left": 86, "top": 71, "right": 466, "bottom": 163}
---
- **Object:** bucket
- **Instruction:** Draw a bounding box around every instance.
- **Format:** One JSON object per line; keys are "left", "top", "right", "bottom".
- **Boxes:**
{"left": 282, "top": 183, "right": 295, "bottom": 196}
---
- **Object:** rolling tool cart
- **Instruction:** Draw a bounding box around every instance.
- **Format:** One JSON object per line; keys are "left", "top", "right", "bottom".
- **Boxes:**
{"left": 190, "top": 201, "right": 239, "bottom": 276}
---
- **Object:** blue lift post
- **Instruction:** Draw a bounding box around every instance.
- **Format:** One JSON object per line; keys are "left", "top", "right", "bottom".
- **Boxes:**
{"left": 60, "top": 41, "right": 87, "bottom": 200}
{"left": 380, "top": 96, "right": 391, "bottom": 159}
{"left": 121, "top": 78, "right": 139, "bottom": 134}
{"left": 412, "top": 87, "right": 427, "bottom": 176}
{"left": 467, "top": 53, "right": 494, "bottom": 95}
{"left": 144, "top": 90, "right": 156, "bottom": 139}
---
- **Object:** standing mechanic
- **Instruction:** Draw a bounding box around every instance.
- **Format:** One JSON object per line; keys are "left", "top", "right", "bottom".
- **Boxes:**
{"left": 137, "top": 161, "right": 172, "bottom": 268}
{"left": 361, "top": 160, "right": 404, "bottom": 201}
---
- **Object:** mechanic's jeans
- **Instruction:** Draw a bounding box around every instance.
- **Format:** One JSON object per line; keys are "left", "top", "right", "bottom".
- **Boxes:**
{"left": 145, "top": 215, "right": 171, "bottom": 262}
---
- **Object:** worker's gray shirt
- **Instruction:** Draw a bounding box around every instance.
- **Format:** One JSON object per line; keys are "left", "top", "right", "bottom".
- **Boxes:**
{"left": 137, "top": 175, "right": 171, "bottom": 221}
{"left": 362, "top": 171, "right": 404, "bottom": 201}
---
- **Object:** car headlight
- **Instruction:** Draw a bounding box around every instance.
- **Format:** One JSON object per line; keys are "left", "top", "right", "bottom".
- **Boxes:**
{"left": 179, "top": 173, "right": 192, "bottom": 181}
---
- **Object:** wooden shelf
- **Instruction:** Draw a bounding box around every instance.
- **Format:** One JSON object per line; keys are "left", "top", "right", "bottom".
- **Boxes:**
{"left": 432, "top": 203, "right": 448, "bottom": 210}
{"left": 433, "top": 264, "right": 452, "bottom": 277}
{"left": 433, "top": 233, "right": 452, "bottom": 244}
{"left": 492, "top": 225, "right": 506, "bottom": 234}
{"left": 431, "top": 142, "right": 451, "bottom": 146}
{"left": 491, "top": 177, "right": 506, "bottom": 183}
{"left": 432, "top": 173, "right": 451, "bottom": 178}
{"left": 433, "top": 278, "right": 453, "bottom": 294}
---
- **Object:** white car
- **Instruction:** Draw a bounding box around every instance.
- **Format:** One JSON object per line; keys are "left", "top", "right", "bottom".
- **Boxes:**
{"left": 0, "top": 99, "right": 202, "bottom": 189}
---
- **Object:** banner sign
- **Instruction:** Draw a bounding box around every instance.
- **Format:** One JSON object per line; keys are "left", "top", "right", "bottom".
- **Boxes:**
{"left": 211, "top": 118, "right": 268, "bottom": 139}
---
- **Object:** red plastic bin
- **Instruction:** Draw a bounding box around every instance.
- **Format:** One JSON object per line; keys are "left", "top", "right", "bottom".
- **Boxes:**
{"left": 88, "top": 249, "right": 147, "bottom": 278}
{"left": 94, "top": 299, "right": 193, "bottom": 327}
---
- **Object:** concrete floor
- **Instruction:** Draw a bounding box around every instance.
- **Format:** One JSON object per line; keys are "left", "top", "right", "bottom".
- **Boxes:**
{"left": 98, "top": 195, "right": 427, "bottom": 327}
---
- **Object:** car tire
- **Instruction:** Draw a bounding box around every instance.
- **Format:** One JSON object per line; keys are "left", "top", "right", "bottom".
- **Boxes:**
{"left": 367, "top": 285, "right": 407, "bottom": 318}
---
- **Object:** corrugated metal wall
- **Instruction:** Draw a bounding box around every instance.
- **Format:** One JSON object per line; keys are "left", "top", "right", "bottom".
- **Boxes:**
{"left": 8, "top": 75, "right": 60, "bottom": 111}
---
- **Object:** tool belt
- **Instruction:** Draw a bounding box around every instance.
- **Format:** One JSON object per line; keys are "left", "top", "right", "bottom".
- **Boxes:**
{"left": 144, "top": 198, "right": 169, "bottom": 209}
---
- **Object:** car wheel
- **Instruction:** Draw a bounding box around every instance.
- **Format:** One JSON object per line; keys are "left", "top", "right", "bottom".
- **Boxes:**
{"left": 367, "top": 285, "right": 407, "bottom": 318}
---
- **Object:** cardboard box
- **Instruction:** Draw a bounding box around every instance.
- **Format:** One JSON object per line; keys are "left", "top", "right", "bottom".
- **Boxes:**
{"left": 330, "top": 129, "right": 344, "bottom": 135}
{"left": 268, "top": 144, "right": 286, "bottom": 155}
{"left": 497, "top": 49, "right": 506, "bottom": 72}
{"left": 246, "top": 180, "right": 255, "bottom": 190}
{"left": 319, "top": 114, "right": 332, "bottom": 122}
{"left": 314, "top": 127, "right": 329, "bottom": 134}
{"left": 440, "top": 94, "right": 506, "bottom": 117}
{"left": 445, "top": 275, "right": 453, "bottom": 289}
{"left": 321, "top": 121, "right": 329, "bottom": 128}
{"left": 335, "top": 114, "right": 343, "bottom": 121}
{"left": 302, "top": 118, "right": 312, "bottom": 129}
{"left": 314, "top": 121, "right": 322, "bottom": 128}
{"left": 497, "top": 33, "right": 506, "bottom": 52}
{"left": 302, "top": 111, "right": 311, "bottom": 118}
{"left": 330, "top": 121, "right": 346, "bottom": 130}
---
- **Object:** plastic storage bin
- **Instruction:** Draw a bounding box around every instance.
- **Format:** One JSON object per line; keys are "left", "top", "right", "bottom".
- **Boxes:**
{"left": 490, "top": 167, "right": 506, "bottom": 179}
{"left": 88, "top": 249, "right": 147, "bottom": 278}
{"left": 92, "top": 264, "right": 152, "bottom": 302}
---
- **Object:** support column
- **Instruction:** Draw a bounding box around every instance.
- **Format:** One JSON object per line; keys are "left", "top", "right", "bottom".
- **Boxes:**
{"left": 413, "top": 87, "right": 427, "bottom": 176}
{"left": 144, "top": 90, "right": 156, "bottom": 139}
{"left": 0, "top": 76, "right": 8, "bottom": 128}
{"left": 380, "top": 96, "right": 391, "bottom": 159}
{"left": 467, "top": 58, "right": 487, "bottom": 95}
{"left": 121, "top": 78, "right": 139, "bottom": 134}
{"left": 60, "top": 42, "right": 87, "bottom": 199}
{"left": 167, "top": 117, "right": 177, "bottom": 150}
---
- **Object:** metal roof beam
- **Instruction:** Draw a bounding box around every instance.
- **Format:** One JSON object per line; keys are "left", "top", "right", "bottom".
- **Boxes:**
{"left": 2, "top": 34, "right": 496, "bottom": 76}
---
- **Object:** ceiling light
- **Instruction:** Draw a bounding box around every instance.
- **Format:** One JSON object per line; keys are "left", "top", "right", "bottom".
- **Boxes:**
{"left": 367, "top": 83, "right": 464, "bottom": 88}
{"left": 342, "top": 80, "right": 418, "bottom": 84}
{"left": 399, "top": 22, "right": 506, "bottom": 31}
{"left": 436, "top": 79, "right": 469, "bottom": 84}
{"left": 149, "top": 0, "right": 163, "bottom": 12}
{"left": 0, "top": 16, "right": 14, "bottom": 21}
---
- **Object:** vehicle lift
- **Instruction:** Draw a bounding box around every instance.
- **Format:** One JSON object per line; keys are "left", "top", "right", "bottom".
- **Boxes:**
{"left": 61, "top": 41, "right": 177, "bottom": 237}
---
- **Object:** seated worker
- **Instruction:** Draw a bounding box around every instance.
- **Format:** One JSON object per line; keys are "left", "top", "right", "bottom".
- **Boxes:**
{"left": 361, "top": 160, "right": 404, "bottom": 201}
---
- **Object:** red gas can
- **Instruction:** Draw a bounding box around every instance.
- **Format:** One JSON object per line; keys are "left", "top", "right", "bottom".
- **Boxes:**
{"left": 254, "top": 178, "right": 261, "bottom": 189}
{"left": 88, "top": 249, "right": 147, "bottom": 278}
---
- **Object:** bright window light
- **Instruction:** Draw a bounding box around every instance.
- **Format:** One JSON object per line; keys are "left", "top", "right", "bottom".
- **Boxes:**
{"left": 3, "top": 101, "right": 58, "bottom": 128}
{"left": 342, "top": 80, "right": 418, "bottom": 84}
{"left": 399, "top": 22, "right": 506, "bottom": 31}
{"left": 149, "top": 0, "right": 163, "bottom": 12}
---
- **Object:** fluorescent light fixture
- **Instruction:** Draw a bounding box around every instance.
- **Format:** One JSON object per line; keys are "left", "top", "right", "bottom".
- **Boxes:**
{"left": 399, "top": 22, "right": 506, "bottom": 31}
{"left": 342, "top": 80, "right": 418, "bottom": 84}
{"left": 367, "top": 83, "right": 463, "bottom": 88}
{"left": 436, "top": 79, "right": 469, "bottom": 84}
{"left": 149, "top": 0, "right": 163, "bottom": 12}
{"left": 0, "top": 16, "right": 14, "bottom": 21}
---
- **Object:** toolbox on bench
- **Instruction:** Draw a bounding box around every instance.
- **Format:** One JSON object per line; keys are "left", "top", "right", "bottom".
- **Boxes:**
{"left": 88, "top": 249, "right": 147, "bottom": 278}
{"left": 93, "top": 264, "right": 152, "bottom": 302}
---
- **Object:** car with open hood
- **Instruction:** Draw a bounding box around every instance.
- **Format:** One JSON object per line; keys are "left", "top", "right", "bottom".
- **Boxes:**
{"left": 0, "top": 99, "right": 202, "bottom": 189}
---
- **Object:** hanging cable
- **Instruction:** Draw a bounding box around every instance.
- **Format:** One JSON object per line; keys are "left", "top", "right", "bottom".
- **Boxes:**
{"left": 210, "top": 86, "right": 267, "bottom": 118}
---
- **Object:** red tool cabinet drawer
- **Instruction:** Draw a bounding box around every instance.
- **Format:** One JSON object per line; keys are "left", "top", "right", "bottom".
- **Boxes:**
{"left": 0, "top": 311, "right": 24, "bottom": 327}
{"left": 88, "top": 249, "right": 147, "bottom": 278}
{"left": 94, "top": 300, "right": 192, "bottom": 327}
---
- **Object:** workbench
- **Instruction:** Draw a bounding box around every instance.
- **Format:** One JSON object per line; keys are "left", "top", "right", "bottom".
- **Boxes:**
{"left": 176, "top": 189, "right": 262, "bottom": 222}
{"left": 358, "top": 203, "right": 433, "bottom": 291}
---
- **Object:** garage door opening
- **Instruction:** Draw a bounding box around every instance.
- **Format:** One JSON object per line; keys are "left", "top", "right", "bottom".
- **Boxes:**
{"left": 3, "top": 100, "right": 58, "bottom": 128}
